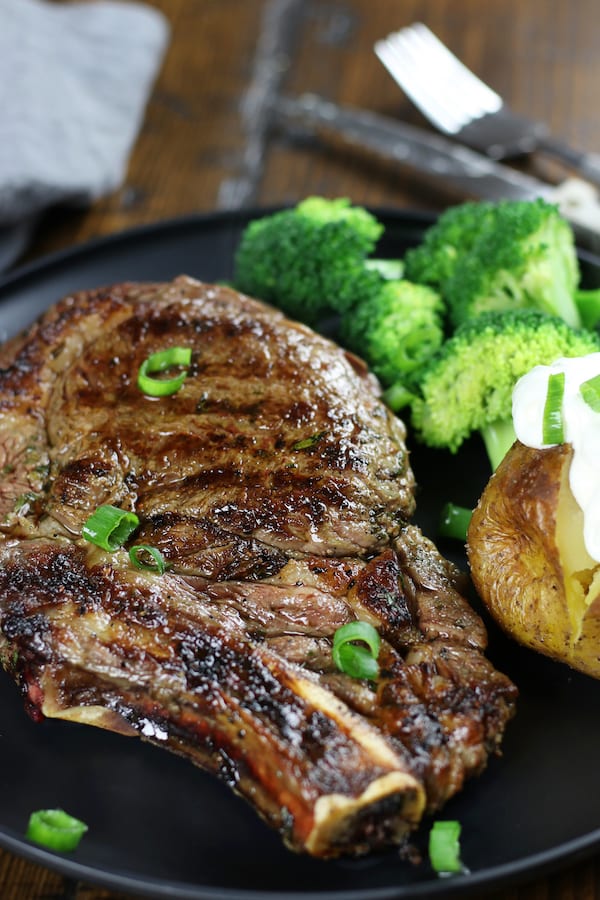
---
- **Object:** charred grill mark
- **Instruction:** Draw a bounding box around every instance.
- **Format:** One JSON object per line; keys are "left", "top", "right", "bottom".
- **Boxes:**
{"left": 136, "top": 512, "right": 287, "bottom": 580}
{"left": 308, "top": 434, "right": 369, "bottom": 473}
{"left": 178, "top": 633, "right": 309, "bottom": 743}
{"left": 0, "top": 546, "right": 105, "bottom": 614}
{"left": 371, "top": 639, "right": 516, "bottom": 810}
{"left": 284, "top": 400, "right": 318, "bottom": 428}
{"left": 138, "top": 470, "right": 357, "bottom": 544}
{"left": 0, "top": 358, "right": 37, "bottom": 402}
{"left": 140, "top": 510, "right": 185, "bottom": 531}
{"left": 115, "top": 308, "right": 282, "bottom": 383}
{"left": 2, "top": 611, "right": 50, "bottom": 660}
{"left": 354, "top": 550, "right": 416, "bottom": 638}
{"left": 117, "top": 308, "right": 197, "bottom": 347}
{"left": 0, "top": 289, "right": 132, "bottom": 404}
{"left": 209, "top": 491, "right": 330, "bottom": 537}
{"left": 52, "top": 455, "right": 123, "bottom": 507}
{"left": 107, "top": 586, "right": 169, "bottom": 632}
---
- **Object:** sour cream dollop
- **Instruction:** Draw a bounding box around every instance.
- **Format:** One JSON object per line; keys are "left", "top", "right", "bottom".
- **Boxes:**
{"left": 512, "top": 352, "right": 600, "bottom": 562}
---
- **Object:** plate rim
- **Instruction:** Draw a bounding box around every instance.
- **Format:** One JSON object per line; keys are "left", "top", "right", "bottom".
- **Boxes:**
{"left": 0, "top": 206, "right": 439, "bottom": 299}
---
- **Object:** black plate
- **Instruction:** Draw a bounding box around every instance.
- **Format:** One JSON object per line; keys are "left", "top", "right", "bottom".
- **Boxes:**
{"left": 1, "top": 208, "right": 600, "bottom": 900}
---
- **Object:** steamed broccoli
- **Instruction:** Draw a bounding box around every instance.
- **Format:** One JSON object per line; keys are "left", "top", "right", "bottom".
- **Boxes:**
{"left": 339, "top": 279, "right": 445, "bottom": 390}
{"left": 405, "top": 199, "right": 582, "bottom": 330}
{"left": 404, "top": 200, "right": 496, "bottom": 289}
{"left": 233, "top": 197, "right": 385, "bottom": 324}
{"left": 410, "top": 309, "right": 600, "bottom": 470}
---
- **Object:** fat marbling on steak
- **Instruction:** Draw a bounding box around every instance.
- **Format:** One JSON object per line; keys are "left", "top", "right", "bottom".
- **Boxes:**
{"left": 0, "top": 276, "right": 516, "bottom": 857}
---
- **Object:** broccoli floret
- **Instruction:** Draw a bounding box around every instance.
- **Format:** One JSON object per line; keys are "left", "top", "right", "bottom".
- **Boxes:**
{"left": 233, "top": 197, "right": 384, "bottom": 324}
{"left": 340, "top": 280, "right": 445, "bottom": 389}
{"left": 410, "top": 309, "right": 600, "bottom": 470}
{"left": 403, "top": 201, "right": 496, "bottom": 289}
{"left": 443, "top": 199, "right": 581, "bottom": 328}
{"left": 404, "top": 199, "right": 583, "bottom": 330}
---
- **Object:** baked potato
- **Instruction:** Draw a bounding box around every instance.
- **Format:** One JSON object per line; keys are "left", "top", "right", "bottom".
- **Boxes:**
{"left": 467, "top": 439, "right": 600, "bottom": 678}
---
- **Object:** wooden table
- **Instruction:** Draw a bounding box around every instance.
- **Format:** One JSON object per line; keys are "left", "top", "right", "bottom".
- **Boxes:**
{"left": 2, "top": 0, "right": 600, "bottom": 897}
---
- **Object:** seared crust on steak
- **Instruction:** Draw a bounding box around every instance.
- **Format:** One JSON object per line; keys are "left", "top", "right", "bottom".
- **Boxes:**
{"left": 0, "top": 276, "right": 516, "bottom": 857}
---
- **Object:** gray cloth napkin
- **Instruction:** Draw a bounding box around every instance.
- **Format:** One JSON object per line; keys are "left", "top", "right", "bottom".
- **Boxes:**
{"left": 0, "top": 0, "right": 170, "bottom": 271}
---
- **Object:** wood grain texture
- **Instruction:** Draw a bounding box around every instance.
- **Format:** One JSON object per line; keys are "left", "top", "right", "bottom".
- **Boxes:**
{"left": 4, "top": 0, "right": 600, "bottom": 897}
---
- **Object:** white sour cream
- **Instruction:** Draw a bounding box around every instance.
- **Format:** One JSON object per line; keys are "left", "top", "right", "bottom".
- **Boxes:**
{"left": 512, "top": 352, "right": 600, "bottom": 562}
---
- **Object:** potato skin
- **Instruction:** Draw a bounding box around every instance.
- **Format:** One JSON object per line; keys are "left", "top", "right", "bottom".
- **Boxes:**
{"left": 467, "top": 440, "right": 600, "bottom": 679}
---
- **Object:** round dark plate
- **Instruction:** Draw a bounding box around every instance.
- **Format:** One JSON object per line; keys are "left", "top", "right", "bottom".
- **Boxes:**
{"left": 1, "top": 208, "right": 600, "bottom": 900}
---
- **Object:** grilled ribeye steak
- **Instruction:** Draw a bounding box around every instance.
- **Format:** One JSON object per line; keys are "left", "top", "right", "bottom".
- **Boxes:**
{"left": 0, "top": 276, "right": 516, "bottom": 857}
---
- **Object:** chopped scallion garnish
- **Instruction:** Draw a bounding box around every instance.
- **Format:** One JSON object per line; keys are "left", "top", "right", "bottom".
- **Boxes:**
{"left": 542, "top": 371, "right": 565, "bottom": 445}
{"left": 332, "top": 621, "right": 380, "bottom": 680}
{"left": 438, "top": 503, "right": 472, "bottom": 541}
{"left": 129, "top": 544, "right": 168, "bottom": 575}
{"left": 26, "top": 808, "right": 88, "bottom": 852}
{"left": 580, "top": 372, "right": 600, "bottom": 412}
{"left": 82, "top": 505, "right": 139, "bottom": 551}
{"left": 429, "top": 819, "right": 463, "bottom": 875}
{"left": 292, "top": 431, "right": 327, "bottom": 451}
{"left": 138, "top": 346, "right": 191, "bottom": 397}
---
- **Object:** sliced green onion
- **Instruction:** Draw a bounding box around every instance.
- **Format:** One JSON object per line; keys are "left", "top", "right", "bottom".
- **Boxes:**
{"left": 438, "top": 503, "right": 472, "bottom": 541}
{"left": 542, "top": 371, "right": 565, "bottom": 445}
{"left": 580, "top": 373, "right": 600, "bottom": 412}
{"left": 26, "top": 808, "right": 88, "bottom": 852}
{"left": 129, "top": 544, "right": 168, "bottom": 574}
{"left": 292, "top": 431, "right": 327, "bottom": 451}
{"left": 429, "top": 820, "right": 463, "bottom": 875}
{"left": 82, "top": 505, "right": 139, "bottom": 551}
{"left": 137, "top": 346, "right": 191, "bottom": 397}
{"left": 332, "top": 621, "right": 380, "bottom": 680}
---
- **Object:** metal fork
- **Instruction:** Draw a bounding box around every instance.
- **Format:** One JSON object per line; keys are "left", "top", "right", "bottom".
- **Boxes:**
{"left": 375, "top": 22, "right": 600, "bottom": 186}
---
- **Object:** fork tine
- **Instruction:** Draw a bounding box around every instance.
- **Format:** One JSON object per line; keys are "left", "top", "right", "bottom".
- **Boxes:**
{"left": 375, "top": 23, "right": 502, "bottom": 133}
{"left": 376, "top": 28, "right": 466, "bottom": 132}
{"left": 406, "top": 25, "right": 502, "bottom": 116}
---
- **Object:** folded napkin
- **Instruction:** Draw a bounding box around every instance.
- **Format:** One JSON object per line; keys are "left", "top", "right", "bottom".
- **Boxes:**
{"left": 0, "top": 0, "right": 170, "bottom": 271}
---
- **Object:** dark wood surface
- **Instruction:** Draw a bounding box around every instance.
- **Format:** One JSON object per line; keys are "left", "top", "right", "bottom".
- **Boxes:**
{"left": 3, "top": 1, "right": 600, "bottom": 897}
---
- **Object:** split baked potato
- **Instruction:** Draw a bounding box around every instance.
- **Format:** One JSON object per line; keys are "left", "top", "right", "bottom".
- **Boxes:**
{"left": 467, "top": 439, "right": 600, "bottom": 678}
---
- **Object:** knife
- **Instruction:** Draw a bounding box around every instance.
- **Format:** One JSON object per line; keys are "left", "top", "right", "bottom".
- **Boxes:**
{"left": 274, "top": 93, "right": 600, "bottom": 252}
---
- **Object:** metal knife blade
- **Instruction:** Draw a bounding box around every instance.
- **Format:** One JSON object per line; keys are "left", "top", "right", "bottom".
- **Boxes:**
{"left": 274, "top": 94, "right": 600, "bottom": 251}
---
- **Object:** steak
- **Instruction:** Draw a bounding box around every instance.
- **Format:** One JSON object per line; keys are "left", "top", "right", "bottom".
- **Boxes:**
{"left": 0, "top": 276, "right": 516, "bottom": 858}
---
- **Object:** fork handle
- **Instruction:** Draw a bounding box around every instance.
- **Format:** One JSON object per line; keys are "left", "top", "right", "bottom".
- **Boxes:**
{"left": 537, "top": 135, "right": 600, "bottom": 187}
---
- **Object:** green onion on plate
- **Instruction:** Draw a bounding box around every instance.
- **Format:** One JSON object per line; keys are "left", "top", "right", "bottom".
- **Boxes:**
{"left": 82, "top": 505, "right": 139, "bottom": 551}
{"left": 542, "top": 371, "right": 565, "bottom": 445}
{"left": 428, "top": 819, "right": 463, "bottom": 875}
{"left": 137, "top": 346, "right": 191, "bottom": 397}
{"left": 580, "top": 372, "right": 600, "bottom": 412}
{"left": 438, "top": 503, "right": 472, "bottom": 541}
{"left": 26, "top": 808, "right": 88, "bottom": 852}
{"left": 332, "top": 621, "right": 380, "bottom": 680}
{"left": 129, "top": 544, "right": 168, "bottom": 574}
